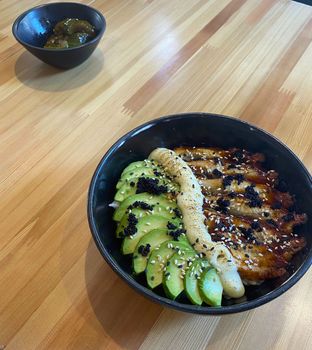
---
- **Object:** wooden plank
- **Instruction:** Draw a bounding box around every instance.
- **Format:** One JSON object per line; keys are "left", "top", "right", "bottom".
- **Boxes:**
{"left": 0, "top": 0, "right": 311, "bottom": 349}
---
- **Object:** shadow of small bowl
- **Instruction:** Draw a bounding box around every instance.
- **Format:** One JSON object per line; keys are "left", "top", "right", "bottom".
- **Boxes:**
{"left": 87, "top": 113, "right": 312, "bottom": 315}
{"left": 12, "top": 2, "right": 106, "bottom": 70}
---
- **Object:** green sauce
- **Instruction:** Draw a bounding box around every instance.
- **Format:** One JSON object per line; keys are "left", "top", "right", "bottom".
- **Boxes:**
{"left": 44, "top": 18, "right": 96, "bottom": 49}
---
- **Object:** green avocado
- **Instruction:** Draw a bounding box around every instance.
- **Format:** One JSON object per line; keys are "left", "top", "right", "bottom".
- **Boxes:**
{"left": 163, "top": 251, "right": 198, "bottom": 300}
{"left": 184, "top": 259, "right": 210, "bottom": 305}
{"left": 146, "top": 240, "right": 192, "bottom": 289}
{"left": 133, "top": 229, "right": 169, "bottom": 274}
{"left": 120, "top": 160, "right": 153, "bottom": 177}
{"left": 199, "top": 268, "right": 223, "bottom": 307}
{"left": 117, "top": 166, "right": 159, "bottom": 189}
{"left": 121, "top": 215, "right": 181, "bottom": 255}
{"left": 116, "top": 206, "right": 176, "bottom": 238}
{"left": 113, "top": 193, "right": 177, "bottom": 222}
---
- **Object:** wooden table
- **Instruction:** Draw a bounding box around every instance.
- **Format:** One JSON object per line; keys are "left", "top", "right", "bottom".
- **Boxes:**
{"left": 1, "top": 0, "right": 312, "bottom": 349}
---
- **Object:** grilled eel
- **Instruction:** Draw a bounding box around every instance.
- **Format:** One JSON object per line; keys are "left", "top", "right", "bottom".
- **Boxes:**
{"left": 175, "top": 147, "right": 307, "bottom": 284}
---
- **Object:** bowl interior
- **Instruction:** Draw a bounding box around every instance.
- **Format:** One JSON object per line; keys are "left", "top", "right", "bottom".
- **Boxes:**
{"left": 88, "top": 113, "right": 312, "bottom": 313}
{"left": 14, "top": 2, "right": 104, "bottom": 48}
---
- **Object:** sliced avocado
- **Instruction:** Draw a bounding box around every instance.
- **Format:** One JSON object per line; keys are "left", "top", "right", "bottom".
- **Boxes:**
{"left": 121, "top": 160, "right": 152, "bottom": 177}
{"left": 163, "top": 251, "right": 197, "bottom": 300}
{"left": 114, "top": 180, "right": 138, "bottom": 202}
{"left": 116, "top": 206, "right": 176, "bottom": 238}
{"left": 199, "top": 268, "right": 223, "bottom": 307}
{"left": 113, "top": 193, "right": 177, "bottom": 221}
{"left": 146, "top": 240, "right": 192, "bottom": 289}
{"left": 184, "top": 259, "right": 210, "bottom": 305}
{"left": 117, "top": 166, "right": 159, "bottom": 189}
{"left": 122, "top": 215, "right": 181, "bottom": 254}
{"left": 114, "top": 176, "right": 179, "bottom": 202}
{"left": 133, "top": 229, "right": 169, "bottom": 274}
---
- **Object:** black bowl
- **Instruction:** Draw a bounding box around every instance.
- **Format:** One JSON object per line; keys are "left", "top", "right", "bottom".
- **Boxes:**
{"left": 12, "top": 2, "right": 106, "bottom": 69}
{"left": 88, "top": 113, "right": 312, "bottom": 314}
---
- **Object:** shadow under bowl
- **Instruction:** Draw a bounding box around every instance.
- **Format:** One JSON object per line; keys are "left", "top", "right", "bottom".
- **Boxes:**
{"left": 12, "top": 2, "right": 106, "bottom": 69}
{"left": 88, "top": 113, "right": 312, "bottom": 315}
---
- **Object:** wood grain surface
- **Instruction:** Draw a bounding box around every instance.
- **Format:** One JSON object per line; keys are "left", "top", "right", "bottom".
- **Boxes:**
{"left": 1, "top": 0, "right": 312, "bottom": 349}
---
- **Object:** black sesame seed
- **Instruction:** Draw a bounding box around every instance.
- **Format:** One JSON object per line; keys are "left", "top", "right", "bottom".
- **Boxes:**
{"left": 138, "top": 243, "right": 151, "bottom": 256}
{"left": 216, "top": 222, "right": 226, "bottom": 230}
{"left": 213, "top": 157, "right": 220, "bottom": 165}
{"left": 167, "top": 222, "right": 177, "bottom": 230}
{"left": 222, "top": 175, "right": 234, "bottom": 188}
{"left": 123, "top": 213, "right": 138, "bottom": 237}
{"left": 239, "top": 227, "right": 255, "bottom": 241}
{"left": 216, "top": 198, "right": 230, "bottom": 213}
{"left": 173, "top": 208, "right": 182, "bottom": 218}
{"left": 251, "top": 221, "right": 262, "bottom": 231}
{"left": 153, "top": 170, "right": 162, "bottom": 177}
{"left": 212, "top": 169, "right": 223, "bottom": 178}
{"left": 169, "top": 228, "right": 186, "bottom": 241}
{"left": 129, "top": 201, "right": 154, "bottom": 211}
{"left": 244, "top": 185, "right": 262, "bottom": 208}
{"left": 266, "top": 219, "right": 278, "bottom": 228}
{"left": 234, "top": 174, "right": 245, "bottom": 184}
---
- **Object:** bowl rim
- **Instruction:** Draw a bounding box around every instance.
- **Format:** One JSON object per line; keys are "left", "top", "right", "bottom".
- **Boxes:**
{"left": 12, "top": 1, "right": 106, "bottom": 51}
{"left": 87, "top": 112, "right": 312, "bottom": 315}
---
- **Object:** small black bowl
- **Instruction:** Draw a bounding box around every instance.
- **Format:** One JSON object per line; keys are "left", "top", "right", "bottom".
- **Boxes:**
{"left": 88, "top": 113, "right": 312, "bottom": 315}
{"left": 12, "top": 2, "right": 106, "bottom": 69}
